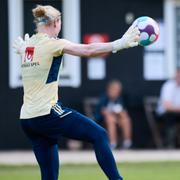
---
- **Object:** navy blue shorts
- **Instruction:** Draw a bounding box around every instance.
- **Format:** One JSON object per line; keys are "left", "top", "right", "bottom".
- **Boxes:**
{"left": 21, "top": 101, "right": 105, "bottom": 142}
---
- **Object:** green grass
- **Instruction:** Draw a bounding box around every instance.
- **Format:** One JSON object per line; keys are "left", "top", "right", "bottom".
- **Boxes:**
{"left": 0, "top": 162, "right": 180, "bottom": 180}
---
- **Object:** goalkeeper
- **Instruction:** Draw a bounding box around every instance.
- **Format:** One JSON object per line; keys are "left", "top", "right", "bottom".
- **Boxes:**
{"left": 13, "top": 4, "right": 140, "bottom": 180}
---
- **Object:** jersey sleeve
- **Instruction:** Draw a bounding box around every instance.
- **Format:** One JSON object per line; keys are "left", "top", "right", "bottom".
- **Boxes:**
{"left": 50, "top": 38, "right": 69, "bottom": 57}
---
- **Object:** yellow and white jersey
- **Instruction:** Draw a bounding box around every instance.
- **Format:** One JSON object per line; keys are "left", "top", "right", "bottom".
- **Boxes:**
{"left": 20, "top": 33, "right": 67, "bottom": 119}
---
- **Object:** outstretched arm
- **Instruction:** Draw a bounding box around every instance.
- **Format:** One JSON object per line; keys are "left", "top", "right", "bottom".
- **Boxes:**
{"left": 63, "top": 25, "right": 140, "bottom": 57}
{"left": 63, "top": 41, "right": 113, "bottom": 57}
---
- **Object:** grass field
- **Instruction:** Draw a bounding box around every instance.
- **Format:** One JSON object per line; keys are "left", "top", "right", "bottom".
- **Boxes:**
{"left": 0, "top": 162, "right": 180, "bottom": 180}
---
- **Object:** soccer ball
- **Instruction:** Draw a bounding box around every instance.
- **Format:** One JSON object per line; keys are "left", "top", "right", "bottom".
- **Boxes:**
{"left": 133, "top": 16, "right": 160, "bottom": 46}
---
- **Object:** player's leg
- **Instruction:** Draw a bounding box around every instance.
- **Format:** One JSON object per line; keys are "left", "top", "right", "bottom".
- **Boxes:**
{"left": 32, "top": 139, "right": 59, "bottom": 180}
{"left": 104, "top": 112, "right": 118, "bottom": 149}
{"left": 21, "top": 119, "right": 59, "bottom": 180}
{"left": 58, "top": 111, "right": 123, "bottom": 180}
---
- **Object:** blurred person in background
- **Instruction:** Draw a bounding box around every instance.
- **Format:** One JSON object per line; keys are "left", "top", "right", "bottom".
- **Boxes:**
{"left": 157, "top": 68, "right": 180, "bottom": 148}
{"left": 95, "top": 80, "right": 132, "bottom": 149}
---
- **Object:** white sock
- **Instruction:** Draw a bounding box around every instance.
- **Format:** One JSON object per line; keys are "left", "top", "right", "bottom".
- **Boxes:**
{"left": 110, "top": 143, "right": 117, "bottom": 150}
{"left": 122, "top": 139, "right": 132, "bottom": 149}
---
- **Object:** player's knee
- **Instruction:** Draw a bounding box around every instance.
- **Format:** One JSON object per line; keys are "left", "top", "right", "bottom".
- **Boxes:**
{"left": 96, "top": 127, "right": 109, "bottom": 142}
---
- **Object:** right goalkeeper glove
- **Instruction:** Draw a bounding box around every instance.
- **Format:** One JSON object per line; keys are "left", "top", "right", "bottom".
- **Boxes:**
{"left": 111, "top": 25, "right": 140, "bottom": 53}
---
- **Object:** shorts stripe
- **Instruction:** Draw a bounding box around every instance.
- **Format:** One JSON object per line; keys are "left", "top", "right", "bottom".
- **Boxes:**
{"left": 60, "top": 111, "right": 72, "bottom": 118}
{"left": 52, "top": 107, "right": 63, "bottom": 115}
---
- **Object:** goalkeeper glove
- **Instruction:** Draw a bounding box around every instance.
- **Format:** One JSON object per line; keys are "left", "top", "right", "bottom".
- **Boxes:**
{"left": 112, "top": 25, "right": 140, "bottom": 53}
{"left": 13, "top": 34, "right": 30, "bottom": 54}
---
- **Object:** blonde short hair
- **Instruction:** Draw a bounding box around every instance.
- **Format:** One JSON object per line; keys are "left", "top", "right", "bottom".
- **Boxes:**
{"left": 32, "top": 5, "right": 61, "bottom": 26}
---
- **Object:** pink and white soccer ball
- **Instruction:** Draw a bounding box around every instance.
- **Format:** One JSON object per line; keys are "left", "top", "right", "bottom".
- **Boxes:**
{"left": 133, "top": 16, "right": 160, "bottom": 46}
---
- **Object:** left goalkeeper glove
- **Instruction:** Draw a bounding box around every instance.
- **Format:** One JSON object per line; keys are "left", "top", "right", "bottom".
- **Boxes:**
{"left": 13, "top": 34, "right": 30, "bottom": 54}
